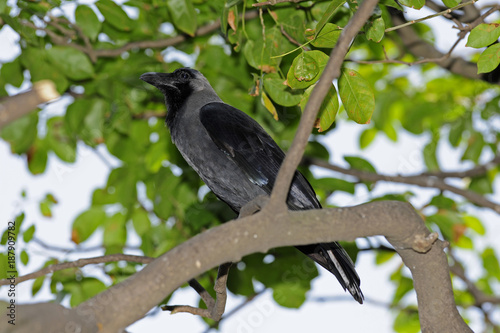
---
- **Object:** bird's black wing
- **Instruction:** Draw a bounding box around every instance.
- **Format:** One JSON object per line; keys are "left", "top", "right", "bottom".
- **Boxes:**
{"left": 200, "top": 102, "right": 364, "bottom": 303}
{"left": 199, "top": 102, "right": 319, "bottom": 210}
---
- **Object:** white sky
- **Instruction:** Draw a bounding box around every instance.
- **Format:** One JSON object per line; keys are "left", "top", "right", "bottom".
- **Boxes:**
{"left": 1, "top": 2, "right": 499, "bottom": 332}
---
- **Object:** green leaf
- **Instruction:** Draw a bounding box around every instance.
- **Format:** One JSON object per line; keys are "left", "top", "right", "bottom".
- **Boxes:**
{"left": 0, "top": 0, "right": 7, "bottom": 13}
{"left": 287, "top": 51, "right": 329, "bottom": 89}
{"left": 461, "top": 132, "right": 484, "bottom": 163}
{"left": 71, "top": 207, "right": 106, "bottom": 244}
{"left": 294, "top": 52, "right": 319, "bottom": 82}
{"left": 227, "top": 263, "right": 255, "bottom": 297}
{"left": 463, "top": 215, "right": 485, "bottom": 235}
{"left": 66, "top": 277, "right": 107, "bottom": 307}
{"left": 261, "top": 91, "right": 278, "bottom": 121}
{"left": 46, "top": 117, "right": 77, "bottom": 163}
{"left": 264, "top": 73, "right": 303, "bottom": 107}
{"left": 344, "top": 156, "right": 376, "bottom": 173}
{"left": 455, "top": 234, "right": 473, "bottom": 249}
{"left": 468, "top": 175, "right": 493, "bottom": 194}
{"left": 448, "top": 117, "right": 464, "bottom": 147}
{"left": 166, "top": 0, "right": 197, "bottom": 36}
{"left": 393, "top": 306, "right": 420, "bottom": 333}
{"left": 442, "top": 0, "right": 460, "bottom": 7}
{"left": 105, "top": 166, "right": 138, "bottom": 208}
{"left": 375, "top": 250, "right": 395, "bottom": 264}
{"left": 39, "top": 201, "right": 52, "bottom": 218}
{"left": 482, "top": 247, "right": 500, "bottom": 281}
{"left": 96, "top": 0, "right": 134, "bottom": 32}
{"left": 306, "top": 23, "right": 341, "bottom": 48}
{"left": 466, "top": 23, "right": 500, "bottom": 48}
{"left": 20, "top": 48, "right": 68, "bottom": 93}
{"left": 314, "top": 0, "right": 346, "bottom": 38}
{"left": 1, "top": 57, "right": 24, "bottom": 87}
{"left": 20, "top": 250, "right": 29, "bottom": 265}
{"left": 46, "top": 46, "right": 94, "bottom": 80}
{"left": 477, "top": 43, "right": 500, "bottom": 74}
{"left": 32, "top": 276, "right": 45, "bottom": 296}
{"left": 397, "top": 0, "right": 425, "bottom": 9}
{"left": 300, "top": 83, "right": 339, "bottom": 132}
{"left": 145, "top": 140, "right": 168, "bottom": 173}
{"left": 313, "top": 177, "right": 355, "bottom": 194}
{"left": 184, "top": 204, "right": 217, "bottom": 233}
{"left": 0, "top": 112, "right": 38, "bottom": 154}
{"left": 23, "top": 225, "right": 35, "bottom": 243}
{"left": 365, "top": 16, "right": 385, "bottom": 43}
{"left": 75, "top": 5, "right": 102, "bottom": 41}
{"left": 243, "top": 28, "right": 292, "bottom": 73}
{"left": 153, "top": 167, "right": 179, "bottom": 220}
{"left": 429, "top": 194, "right": 456, "bottom": 210}
{"left": 272, "top": 282, "right": 307, "bottom": 308}
{"left": 103, "top": 213, "right": 127, "bottom": 252}
{"left": 27, "top": 139, "right": 48, "bottom": 175}
{"left": 338, "top": 68, "right": 375, "bottom": 124}
{"left": 427, "top": 210, "right": 462, "bottom": 241}
{"left": 423, "top": 140, "right": 439, "bottom": 171}
{"left": 391, "top": 270, "right": 414, "bottom": 304}
{"left": 359, "top": 127, "right": 377, "bottom": 149}
{"left": 132, "top": 207, "right": 151, "bottom": 237}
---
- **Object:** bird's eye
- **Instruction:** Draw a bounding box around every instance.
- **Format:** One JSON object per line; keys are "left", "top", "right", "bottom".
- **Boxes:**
{"left": 180, "top": 72, "right": 189, "bottom": 80}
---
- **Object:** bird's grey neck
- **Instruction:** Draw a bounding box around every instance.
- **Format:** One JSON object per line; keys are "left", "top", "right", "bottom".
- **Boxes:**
{"left": 166, "top": 88, "right": 222, "bottom": 130}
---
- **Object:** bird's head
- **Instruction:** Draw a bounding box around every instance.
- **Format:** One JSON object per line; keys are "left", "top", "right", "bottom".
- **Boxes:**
{"left": 140, "top": 68, "right": 212, "bottom": 97}
{"left": 140, "top": 68, "right": 217, "bottom": 127}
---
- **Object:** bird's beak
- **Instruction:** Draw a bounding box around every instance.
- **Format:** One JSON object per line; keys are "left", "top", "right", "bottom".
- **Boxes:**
{"left": 140, "top": 72, "right": 176, "bottom": 89}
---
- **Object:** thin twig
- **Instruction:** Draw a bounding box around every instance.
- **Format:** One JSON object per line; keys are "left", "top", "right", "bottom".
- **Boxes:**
{"left": 348, "top": 35, "right": 463, "bottom": 66}
{"left": 252, "top": 0, "right": 308, "bottom": 7}
{"left": 0, "top": 254, "right": 153, "bottom": 286}
{"left": 268, "top": 0, "right": 380, "bottom": 211}
{"left": 20, "top": 11, "right": 259, "bottom": 61}
{"left": 31, "top": 237, "right": 103, "bottom": 253}
{"left": 422, "top": 154, "right": 500, "bottom": 179}
{"left": 385, "top": 0, "right": 478, "bottom": 33}
{"left": 201, "top": 289, "right": 265, "bottom": 333}
{"left": 308, "top": 158, "right": 500, "bottom": 214}
{"left": 162, "top": 263, "right": 232, "bottom": 321}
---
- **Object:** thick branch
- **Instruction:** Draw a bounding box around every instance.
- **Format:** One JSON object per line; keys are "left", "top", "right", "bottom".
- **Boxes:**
{"left": 0, "top": 80, "right": 60, "bottom": 129}
{"left": 268, "top": 0, "right": 380, "bottom": 210}
{"left": 2, "top": 201, "right": 472, "bottom": 333}
{"left": 309, "top": 158, "right": 500, "bottom": 214}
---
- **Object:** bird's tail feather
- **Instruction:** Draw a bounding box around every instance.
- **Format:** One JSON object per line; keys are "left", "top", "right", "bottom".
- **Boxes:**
{"left": 296, "top": 242, "right": 364, "bottom": 304}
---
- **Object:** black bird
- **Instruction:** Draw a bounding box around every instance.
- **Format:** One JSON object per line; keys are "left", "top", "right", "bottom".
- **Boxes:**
{"left": 140, "top": 68, "right": 364, "bottom": 303}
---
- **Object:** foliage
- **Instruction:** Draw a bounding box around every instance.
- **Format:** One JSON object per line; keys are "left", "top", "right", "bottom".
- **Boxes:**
{"left": 0, "top": 0, "right": 499, "bottom": 331}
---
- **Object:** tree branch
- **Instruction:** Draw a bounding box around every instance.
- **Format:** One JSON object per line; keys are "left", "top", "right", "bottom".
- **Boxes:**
{"left": 308, "top": 158, "right": 500, "bottom": 215}
{"left": 388, "top": 5, "right": 500, "bottom": 84}
{"left": 20, "top": 11, "right": 260, "bottom": 61}
{"left": 384, "top": 0, "right": 478, "bottom": 33}
{"left": 252, "top": 0, "right": 309, "bottom": 7}
{"left": 268, "top": 0, "right": 380, "bottom": 211}
{"left": 0, "top": 254, "right": 153, "bottom": 286}
{"left": 162, "top": 263, "right": 232, "bottom": 321}
{"left": 1, "top": 201, "right": 472, "bottom": 333}
{"left": 0, "top": 80, "right": 60, "bottom": 129}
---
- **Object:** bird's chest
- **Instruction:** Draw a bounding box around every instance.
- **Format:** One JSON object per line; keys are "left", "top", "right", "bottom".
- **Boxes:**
{"left": 169, "top": 116, "right": 260, "bottom": 210}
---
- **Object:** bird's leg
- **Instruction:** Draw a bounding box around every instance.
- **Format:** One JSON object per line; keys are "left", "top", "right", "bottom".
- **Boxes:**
{"left": 161, "top": 263, "right": 232, "bottom": 321}
{"left": 239, "top": 194, "right": 270, "bottom": 218}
